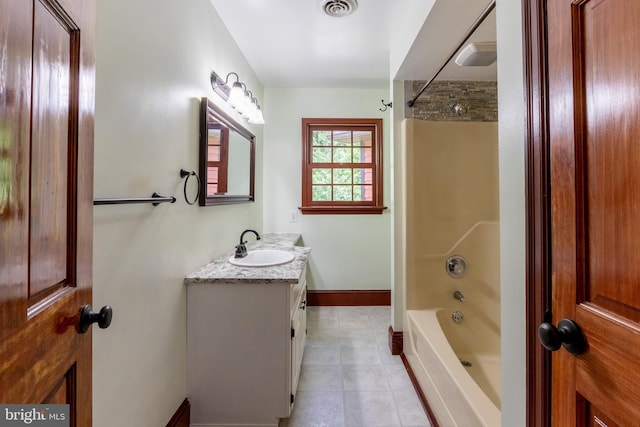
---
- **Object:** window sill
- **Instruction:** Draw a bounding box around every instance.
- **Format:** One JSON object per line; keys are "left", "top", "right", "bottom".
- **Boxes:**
{"left": 299, "top": 206, "right": 388, "bottom": 215}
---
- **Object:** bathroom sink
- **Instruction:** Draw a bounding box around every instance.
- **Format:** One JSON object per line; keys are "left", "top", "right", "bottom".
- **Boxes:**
{"left": 228, "top": 249, "right": 295, "bottom": 267}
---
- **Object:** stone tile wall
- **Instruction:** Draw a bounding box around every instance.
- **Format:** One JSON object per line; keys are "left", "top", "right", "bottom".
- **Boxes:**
{"left": 410, "top": 80, "right": 497, "bottom": 122}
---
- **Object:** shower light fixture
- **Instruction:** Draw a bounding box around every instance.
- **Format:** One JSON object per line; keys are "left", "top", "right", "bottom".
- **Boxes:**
{"left": 210, "top": 71, "right": 265, "bottom": 124}
{"left": 454, "top": 42, "right": 497, "bottom": 67}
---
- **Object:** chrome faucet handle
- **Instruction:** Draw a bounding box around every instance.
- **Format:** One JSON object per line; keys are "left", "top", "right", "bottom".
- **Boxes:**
{"left": 234, "top": 243, "right": 248, "bottom": 258}
{"left": 453, "top": 290, "right": 466, "bottom": 303}
{"left": 235, "top": 229, "right": 260, "bottom": 258}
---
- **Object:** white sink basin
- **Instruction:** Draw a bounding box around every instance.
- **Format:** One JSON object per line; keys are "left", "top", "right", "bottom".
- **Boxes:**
{"left": 228, "top": 249, "right": 295, "bottom": 267}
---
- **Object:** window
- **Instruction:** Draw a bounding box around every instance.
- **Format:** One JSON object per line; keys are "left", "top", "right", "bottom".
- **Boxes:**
{"left": 301, "top": 118, "right": 386, "bottom": 214}
{"left": 206, "top": 123, "right": 228, "bottom": 195}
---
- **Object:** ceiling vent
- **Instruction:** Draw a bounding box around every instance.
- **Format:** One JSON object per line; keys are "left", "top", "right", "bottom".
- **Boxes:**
{"left": 320, "top": 0, "right": 358, "bottom": 17}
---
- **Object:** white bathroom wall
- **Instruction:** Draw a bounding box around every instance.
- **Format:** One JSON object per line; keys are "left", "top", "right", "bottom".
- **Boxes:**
{"left": 389, "top": 0, "right": 436, "bottom": 77}
{"left": 262, "top": 88, "right": 391, "bottom": 291}
{"left": 93, "top": 0, "right": 263, "bottom": 425}
{"left": 496, "top": 0, "right": 527, "bottom": 425}
{"left": 391, "top": 0, "right": 491, "bottom": 82}
{"left": 390, "top": 80, "right": 408, "bottom": 330}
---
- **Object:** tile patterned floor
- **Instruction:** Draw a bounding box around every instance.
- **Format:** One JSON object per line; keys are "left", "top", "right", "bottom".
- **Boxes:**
{"left": 279, "top": 306, "right": 432, "bottom": 427}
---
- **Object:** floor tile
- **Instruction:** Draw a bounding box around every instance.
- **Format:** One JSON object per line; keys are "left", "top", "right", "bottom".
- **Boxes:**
{"left": 283, "top": 306, "right": 431, "bottom": 427}
{"left": 367, "top": 306, "right": 391, "bottom": 316}
{"left": 340, "top": 328, "right": 377, "bottom": 345}
{"left": 368, "top": 306, "right": 392, "bottom": 328}
{"left": 307, "top": 306, "right": 339, "bottom": 329}
{"left": 342, "top": 365, "right": 390, "bottom": 391}
{"left": 392, "top": 389, "right": 431, "bottom": 426}
{"left": 339, "top": 314, "right": 371, "bottom": 329}
{"left": 341, "top": 344, "right": 383, "bottom": 365}
{"left": 286, "top": 391, "right": 345, "bottom": 427}
{"left": 343, "top": 391, "right": 401, "bottom": 426}
{"left": 298, "top": 364, "right": 343, "bottom": 391}
{"left": 374, "top": 328, "right": 391, "bottom": 347}
{"left": 384, "top": 364, "right": 415, "bottom": 391}
{"left": 339, "top": 306, "right": 370, "bottom": 316}
{"left": 338, "top": 306, "right": 372, "bottom": 329}
{"left": 303, "top": 344, "right": 341, "bottom": 365}
{"left": 307, "top": 328, "right": 342, "bottom": 345}
{"left": 377, "top": 343, "right": 405, "bottom": 367}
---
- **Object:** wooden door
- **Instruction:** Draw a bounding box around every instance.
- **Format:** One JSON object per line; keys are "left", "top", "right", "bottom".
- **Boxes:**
{"left": 0, "top": 0, "right": 96, "bottom": 424}
{"left": 547, "top": 0, "right": 640, "bottom": 425}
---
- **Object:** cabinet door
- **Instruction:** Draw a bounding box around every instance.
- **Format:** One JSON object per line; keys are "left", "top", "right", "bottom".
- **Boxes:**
{"left": 290, "top": 289, "right": 306, "bottom": 405}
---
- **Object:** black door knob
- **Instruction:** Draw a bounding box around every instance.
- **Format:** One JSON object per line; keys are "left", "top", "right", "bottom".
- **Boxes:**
{"left": 77, "top": 305, "right": 113, "bottom": 334}
{"left": 537, "top": 318, "right": 586, "bottom": 355}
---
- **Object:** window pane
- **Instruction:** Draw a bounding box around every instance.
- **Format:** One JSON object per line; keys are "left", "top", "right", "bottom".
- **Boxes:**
{"left": 312, "top": 168, "right": 331, "bottom": 184}
{"left": 207, "top": 165, "right": 219, "bottom": 196}
{"left": 353, "top": 185, "right": 373, "bottom": 201}
{"left": 208, "top": 145, "right": 220, "bottom": 162}
{"left": 312, "top": 185, "right": 331, "bottom": 201}
{"left": 333, "top": 147, "right": 351, "bottom": 163}
{"left": 312, "top": 147, "right": 331, "bottom": 163}
{"left": 208, "top": 166, "right": 218, "bottom": 181}
{"left": 208, "top": 129, "right": 222, "bottom": 143}
{"left": 333, "top": 168, "right": 352, "bottom": 184}
{"left": 352, "top": 147, "right": 372, "bottom": 163}
{"left": 353, "top": 131, "right": 372, "bottom": 147}
{"left": 312, "top": 130, "right": 331, "bottom": 146}
{"left": 333, "top": 185, "right": 352, "bottom": 201}
{"left": 353, "top": 168, "right": 372, "bottom": 184}
{"left": 303, "top": 119, "right": 382, "bottom": 212}
{"left": 333, "top": 130, "right": 352, "bottom": 146}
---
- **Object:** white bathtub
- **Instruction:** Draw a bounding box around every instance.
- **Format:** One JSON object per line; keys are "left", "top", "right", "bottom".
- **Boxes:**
{"left": 404, "top": 308, "right": 501, "bottom": 427}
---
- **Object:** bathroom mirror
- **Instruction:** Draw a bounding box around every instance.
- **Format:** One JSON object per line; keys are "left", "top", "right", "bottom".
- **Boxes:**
{"left": 199, "top": 97, "right": 255, "bottom": 206}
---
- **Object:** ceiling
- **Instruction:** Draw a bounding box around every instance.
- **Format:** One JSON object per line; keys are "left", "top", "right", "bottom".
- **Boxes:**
{"left": 208, "top": 0, "right": 496, "bottom": 89}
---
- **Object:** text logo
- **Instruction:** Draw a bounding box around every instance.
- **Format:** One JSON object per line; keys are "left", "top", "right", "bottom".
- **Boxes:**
{"left": 0, "top": 405, "right": 69, "bottom": 427}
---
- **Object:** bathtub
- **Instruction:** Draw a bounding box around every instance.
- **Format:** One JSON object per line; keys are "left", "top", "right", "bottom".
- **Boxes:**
{"left": 404, "top": 308, "right": 501, "bottom": 427}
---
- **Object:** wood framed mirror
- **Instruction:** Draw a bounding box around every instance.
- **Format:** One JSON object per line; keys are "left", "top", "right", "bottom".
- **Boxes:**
{"left": 199, "top": 97, "right": 255, "bottom": 206}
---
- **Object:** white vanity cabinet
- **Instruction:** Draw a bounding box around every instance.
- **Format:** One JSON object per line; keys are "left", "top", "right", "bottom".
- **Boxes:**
{"left": 290, "top": 274, "right": 307, "bottom": 399}
{"left": 186, "top": 265, "right": 307, "bottom": 427}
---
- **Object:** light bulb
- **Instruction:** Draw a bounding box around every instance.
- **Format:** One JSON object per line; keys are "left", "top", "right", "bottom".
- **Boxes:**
{"left": 236, "top": 89, "right": 250, "bottom": 114}
{"left": 228, "top": 82, "right": 244, "bottom": 108}
{"left": 242, "top": 90, "right": 252, "bottom": 112}
{"left": 249, "top": 106, "right": 265, "bottom": 124}
{"left": 244, "top": 99, "right": 257, "bottom": 120}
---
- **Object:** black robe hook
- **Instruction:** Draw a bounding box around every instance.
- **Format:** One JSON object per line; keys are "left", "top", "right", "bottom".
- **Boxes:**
{"left": 379, "top": 99, "right": 392, "bottom": 112}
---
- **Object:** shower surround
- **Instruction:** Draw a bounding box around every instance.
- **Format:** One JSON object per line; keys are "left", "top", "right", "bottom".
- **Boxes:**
{"left": 410, "top": 80, "right": 497, "bottom": 122}
{"left": 399, "top": 118, "right": 501, "bottom": 426}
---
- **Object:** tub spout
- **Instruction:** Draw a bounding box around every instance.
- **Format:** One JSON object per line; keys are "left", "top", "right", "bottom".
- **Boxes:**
{"left": 453, "top": 290, "right": 466, "bottom": 303}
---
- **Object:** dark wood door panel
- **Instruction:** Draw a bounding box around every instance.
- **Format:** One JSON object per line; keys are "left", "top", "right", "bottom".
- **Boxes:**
{"left": 575, "top": 305, "right": 640, "bottom": 426}
{"left": 0, "top": 0, "right": 32, "bottom": 340}
{"left": 0, "top": 0, "right": 96, "bottom": 425}
{"left": 585, "top": 403, "right": 621, "bottom": 427}
{"left": 579, "top": 0, "right": 640, "bottom": 315}
{"left": 0, "top": 291, "right": 77, "bottom": 403}
{"left": 549, "top": 0, "right": 640, "bottom": 425}
{"left": 30, "top": 0, "right": 76, "bottom": 302}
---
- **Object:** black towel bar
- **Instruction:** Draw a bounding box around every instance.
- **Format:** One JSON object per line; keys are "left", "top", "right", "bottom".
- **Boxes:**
{"left": 93, "top": 192, "right": 176, "bottom": 206}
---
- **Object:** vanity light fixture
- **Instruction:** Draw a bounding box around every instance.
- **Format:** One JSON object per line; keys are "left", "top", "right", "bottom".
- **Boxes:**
{"left": 210, "top": 71, "right": 265, "bottom": 124}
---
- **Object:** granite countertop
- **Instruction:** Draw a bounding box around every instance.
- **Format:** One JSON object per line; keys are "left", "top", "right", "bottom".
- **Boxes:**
{"left": 184, "top": 233, "right": 310, "bottom": 285}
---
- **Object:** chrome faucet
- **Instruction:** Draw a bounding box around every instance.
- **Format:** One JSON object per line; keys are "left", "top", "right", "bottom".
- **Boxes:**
{"left": 234, "top": 229, "right": 261, "bottom": 258}
{"left": 453, "top": 290, "right": 466, "bottom": 303}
